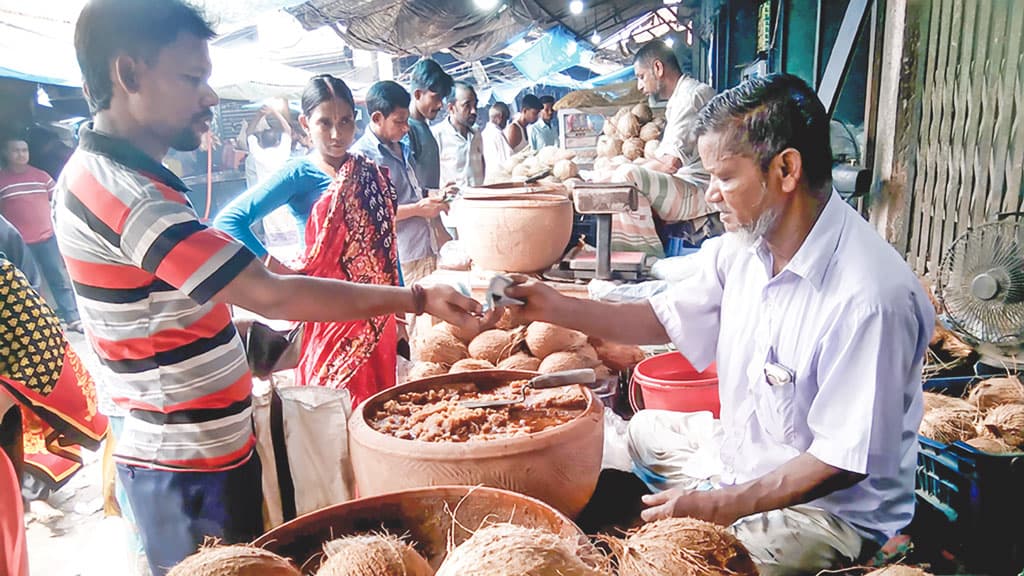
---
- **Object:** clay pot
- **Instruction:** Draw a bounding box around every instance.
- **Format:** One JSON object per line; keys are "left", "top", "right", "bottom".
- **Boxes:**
{"left": 253, "top": 485, "right": 581, "bottom": 574}
{"left": 348, "top": 370, "right": 604, "bottom": 519}
{"left": 455, "top": 193, "right": 573, "bottom": 273}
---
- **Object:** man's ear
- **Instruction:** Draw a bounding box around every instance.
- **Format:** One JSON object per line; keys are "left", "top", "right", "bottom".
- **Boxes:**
{"left": 776, "top": 148, "right": 804, "bottom": 195}
{"left": 370, "top": 110, "right": 385, "bottom": 125}
{"left": 113, "top": 54, "right": 141, "bottom": 93}
{"left": 652, "top": 59, "right": 665, "bottom": 78}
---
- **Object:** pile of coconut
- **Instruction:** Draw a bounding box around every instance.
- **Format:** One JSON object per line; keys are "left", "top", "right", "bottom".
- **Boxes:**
{"left": 593, "top": 103, "right": 665, "bottom": 174}
{"left": 489, "top": 145, "right": 581, "bottom": 184}
{"left": 407, "top": 315, "right": 646, "bottom": 382}
{"left": 167, "top": 544, "right": 301, "bottom": 576}
{"left": 314, "top": 533, "right": 433, "bottom": 576}
{"left": 919, "top": 376, "right": 1024, "bottom": 453}
{"left": 604, "top": 518, "right": 759, "bottom": 576}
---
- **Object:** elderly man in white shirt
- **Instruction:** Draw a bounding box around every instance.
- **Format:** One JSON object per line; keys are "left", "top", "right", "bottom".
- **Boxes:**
{"left": 434, "top": 82, "right": 485, "bottom": 188}
{"left": 481, "top": 101, "right": 512, "bottom": 184}
{"left": 502, "top": 74, "right": 932, "bottom": 576}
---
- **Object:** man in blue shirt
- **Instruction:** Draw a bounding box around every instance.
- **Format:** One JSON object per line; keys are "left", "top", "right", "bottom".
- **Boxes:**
{"left": 350, "top": 81, "right": 448, "bottom": 285}
{"left": 529, "top": 95, "right": 559, "bottom": 150}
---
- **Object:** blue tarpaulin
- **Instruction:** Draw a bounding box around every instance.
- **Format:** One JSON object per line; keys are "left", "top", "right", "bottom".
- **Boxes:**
{"left": 511, "top": 25, "right": 593, "bottom": 82}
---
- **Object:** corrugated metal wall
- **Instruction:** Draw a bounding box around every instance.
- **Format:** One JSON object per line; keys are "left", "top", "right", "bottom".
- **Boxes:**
{"left": 903, "top": 0, "right": 1024, "bottom": 275}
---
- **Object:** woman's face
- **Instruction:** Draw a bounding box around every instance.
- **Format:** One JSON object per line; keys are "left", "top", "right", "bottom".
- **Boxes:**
{"left": 301, "top": 98, "right": 356, "bottom": 161}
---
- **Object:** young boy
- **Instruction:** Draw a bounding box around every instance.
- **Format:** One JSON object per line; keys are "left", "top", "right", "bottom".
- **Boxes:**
{"left": 407, "top": 58, "right": 454, "bottom": 192}
{"left": 350, "top": 81, "right": 448, "bottom": 285}
{"left": 0, "top": 134, "right": 81, "bottom": 330}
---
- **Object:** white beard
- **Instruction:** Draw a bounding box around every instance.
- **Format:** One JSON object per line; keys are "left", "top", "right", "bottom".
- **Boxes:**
{"left": 733, "top": 204, "right": 781, "bottom": 247}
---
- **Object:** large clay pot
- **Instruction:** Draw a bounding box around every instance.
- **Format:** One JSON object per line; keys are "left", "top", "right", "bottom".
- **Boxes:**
{"left": 348, "top": 370, "right": 604, "bottom": 519}
{"left": 455, "top": 193, "right": 573, "bottom": 273}
{"left": 253, "top": 485, "right": 582, "bottom": 574}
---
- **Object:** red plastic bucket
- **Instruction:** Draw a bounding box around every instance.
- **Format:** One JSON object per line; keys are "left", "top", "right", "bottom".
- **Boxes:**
{"left": 630, "top": 352, "right": 720, "bottom": 416}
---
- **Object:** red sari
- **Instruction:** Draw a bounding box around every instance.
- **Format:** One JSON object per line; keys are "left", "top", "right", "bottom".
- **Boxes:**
{"left": 294, "top": 155, "right": 400, "bottom": 408}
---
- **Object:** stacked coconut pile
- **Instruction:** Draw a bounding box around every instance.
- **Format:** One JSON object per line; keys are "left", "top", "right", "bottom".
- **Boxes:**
{"left": 919, "top": 277, "right": 975, "bottom": 377}
{"left": 489, "top": 145, "right": 581, "bottom": 184}
{"left": 919, "top": 376, "right": 1024, "bottom": 453}
{"left": 593, "top": 103, "right": 665, "bottom": 174}
{"left": 407, "top": 312, "right": 646, "bottom": 382}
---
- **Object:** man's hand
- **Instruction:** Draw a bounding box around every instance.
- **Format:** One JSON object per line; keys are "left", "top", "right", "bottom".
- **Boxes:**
{"left": 502, "top": 274, "right": 566, "bottom": 324}
{"left": 640, "top": 487, "right": 740, "bottom": 526}
{"left": 415, "top": 197, "right": 449, "bottom": 219}
{"left": 421, "top": 284, "right": 485, "bottom": 333}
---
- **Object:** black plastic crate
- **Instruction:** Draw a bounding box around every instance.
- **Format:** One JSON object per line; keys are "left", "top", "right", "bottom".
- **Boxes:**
{"left": 915, "top": 374, "right": 1024, "bottom": 574}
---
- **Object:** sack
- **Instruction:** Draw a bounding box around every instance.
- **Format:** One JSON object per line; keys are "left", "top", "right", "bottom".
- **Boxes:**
{"left": 252, "top": 379, "right": 355, "bottom": 530}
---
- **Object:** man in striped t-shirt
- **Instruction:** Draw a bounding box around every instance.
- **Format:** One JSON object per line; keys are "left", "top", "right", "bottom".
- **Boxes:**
{"left": 61, "top": 1, "right": 487, "bottom": 573}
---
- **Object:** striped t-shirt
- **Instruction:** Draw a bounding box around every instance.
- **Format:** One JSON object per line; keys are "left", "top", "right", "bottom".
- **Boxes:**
{"left": 54, "top": 126, "right": 257, "bottom": 472}
{"left": 0, "top": 165, "right": 57, "bottom": 244}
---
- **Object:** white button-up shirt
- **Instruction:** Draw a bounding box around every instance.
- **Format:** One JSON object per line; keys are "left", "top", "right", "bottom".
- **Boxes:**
{"left": 649, "top": 192, "right": 933, "bottom": 543}
{"left": 481, "top": 122, "right": 512, "bottom": 183}
{"left": 656, "top": 75, "right": 716, "bottom": 163}
{"left": 433, "top": 119, "right": 485, "bottom": 187}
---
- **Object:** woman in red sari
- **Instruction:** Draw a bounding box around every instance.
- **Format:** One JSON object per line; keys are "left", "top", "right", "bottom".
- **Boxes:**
{"left": 290, "top": 76, "right": 400, "bottom": 407}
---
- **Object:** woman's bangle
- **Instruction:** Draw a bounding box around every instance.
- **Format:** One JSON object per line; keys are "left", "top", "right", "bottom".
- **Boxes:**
{"left": 410, "top": 284, "right": 427, "bottom": 316}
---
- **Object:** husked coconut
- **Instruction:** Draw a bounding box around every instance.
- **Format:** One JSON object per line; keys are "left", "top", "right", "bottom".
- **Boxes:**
{"left": 967, "top": 376, "right": 1024, "bottom": 412}
{"left": 644, "top": 139, "right": 660, "bottom": 159}
{"left": 607, "top": 517, "right": 758, "bottom": 576}
{"left": 408, "top": 362, "right": 449, "bottom": 381}
{"left": 631, "top": 102, "right": 654, "bottom": 123}
{"left": 435, "top": 524, "right": 610, "bottom": 576}
{"left": 923, "top": 391, "right": 973, "bottom": 412}
{"left": 919, "top": 406, "right": 977, "bottom": 444}
{"left": 553, "top": 159, "right": 580, "bottom": 181}
{"left": 979, "top": 403, "right": 1024, "bottom": 448}
{"left": 167, "top": 545, "right": 300, "bottom": 576}
{"left": 435, "top": 321, "right": 481, "bottom": 345}
{"left": 539, "top": 351, "right": 601, "bottom": 373}
{"left": 537, "top": 146, "right": 560, "bottom": 168}
{"left": 593, "top": 156, "right": 613, "bottom": 174}
{"left": 594, "top": 364, "right": 616, "bottom": 381}
{"left": 495, "top": 307, "right": 524, "bottom": 330}
{"left": 590, "top": 337, "right": 646, "bottom": 371}
{"left": 450, "top": 358, "right": 495, "bottom": 373}
{"left": 596, "top": 135, "right": 622, "bottom": 158}
{"left": 317, "top": 534, "right": 432, "bottom": 576}
{"left": 602, "top": 118, "right": 619, "bottom": 138}
{"left": 469, "top": 329, "right": 520, "bottom": 364}
{"left": 653, "top": 116, "right": 667, "bottom": 131}
{"left": 639, "top": 122, "right": 662, "bottom": 142}
{"left": 526, "top": 322, "right": 588, "bottom": 358}
{"left": 621, "top": 138, "right": 645, "bottom": 161}
{"left": 574, "top": 343, "right": 600, "bottom": 363}
{"left": 617, "top": 113, "right": 641, "bottom": 139}
{"left": 413, "top": 330, "right": 469, "bottom": 366}
{"left": 966, "top": 436, "right": 1014, "bottom": 454}
{"left": 498, "top": 352, "right": 542, "bottom": 372}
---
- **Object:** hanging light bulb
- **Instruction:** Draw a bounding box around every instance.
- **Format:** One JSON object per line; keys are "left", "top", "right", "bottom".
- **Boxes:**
{"left": 664, "top": 37, "right": 675, "bottom": 47}
{"left": 473, "top": 0, "right": 499, "bottom": 9}
{"left": 569, "top": 0, "right": 584, "bottom": 15}
{"left": 590, "top": 30, "right": 601, "bottom": 44}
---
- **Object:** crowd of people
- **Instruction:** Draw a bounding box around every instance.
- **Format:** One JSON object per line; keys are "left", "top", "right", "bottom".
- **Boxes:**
{"left": 0, "top": 0, "right": 936, "bottom": 575}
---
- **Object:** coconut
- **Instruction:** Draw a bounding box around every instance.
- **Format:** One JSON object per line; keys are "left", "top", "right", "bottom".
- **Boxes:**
{"left": 919, "top": 406, "right": 977, "bottom": 444}
{"left": 923, "top": 391, "right": 973, "bottom": 412}
{"left": 966, "top": 436, "right": 1014, "bottom": 454}
{"left": 526, "top": 322, "right": 588, "bottom": 358}
{"left": 967, "top": 376, "right": 1024, "bottom": 412}
{"left": 602, "top": 118, "right": 619, "bottom": 138}
{"left": 979, "top": 403, "right": 1024, "bottom": 448}
{"left": 639, "top": 122, "right": 662, "bottom": 142}
{"left": 621, "top": 137, "right": 645, "bottom": 161}
{"left": 435, "top": 524, "right": 610, "bottom": 576}
{"left": 653, "top": 116, "right": 667, "bottom": 130}
{"left": 553, "top": 159, "right": 580, "bottom": 181}
{"left": 574, "top": 343, "right": 600, "bottom": 363}
{"left": 537, "top": 146, "right": 560, "bottom": 168}
{"left": 590, "top": 338, "right": 646, "bottom": 372}
{"left": 596, "top": 135, "right": 622, "bottom": 158}
{"left": 469, "top": 329, "right": 521, "bottom": 364}
{"left": 413, "top": 330, "right": 469, "bottom": 366}
{"left": 408, "top": 362, "right": 449, "bottom": 381}
{"left": 608, "top": 517, "right": 758, "bottom": 576}
{"left": 498, "top": 352, "right": 542, "bottom": 372}
{"left": 167, "top": 545, "right": 300, "bottom": 576}
{"left": 644, "top": 139, "right": 660, "bottom": 159}
{"left": 317, "top": 534, "right": 433, "bottom": 576}
{"left": 539, "top": 351, "right": 601, "bottom": 373}
{"left": 450, "top": 358, "right": 496, "bottom": 373}
{"left": 435, "top": 321, "right": 481, "bottom": 345}
{"left": 617, "top": 113, "right": 641, "bottom": 139}
{"left": 495, "top": 307, "right": 523, "bottom": 330}
{"left": 631, "top": 103, "right": 654, "bottom": 124}
{"left": 593, "top": 156, "right": 613, "bottom": 174}
{"left": 594, "top": 364, "right": 616, "bottom": 382}
{"left": 863, "top": 567, "right": 934, "bottom": 576}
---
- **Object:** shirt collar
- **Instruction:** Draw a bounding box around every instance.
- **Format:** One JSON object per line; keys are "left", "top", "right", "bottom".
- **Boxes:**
{"left": 365, "top": 127, "right": 410, "bottom": 163}
{"left": 771, "top": 191, "right": 846, "bottom": 289}
{"left": 79, "top": 123, "right": 189, "bottom": 193}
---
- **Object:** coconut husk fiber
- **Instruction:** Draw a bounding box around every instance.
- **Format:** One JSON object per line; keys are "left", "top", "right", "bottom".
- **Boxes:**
{"left": 434, "top": 524, "right": 611, "bottom": 576}
{"left": 863, "top": 566, "right": 934, "bottom": 576}
{"left": 166, "top": 545, "right": 300, "bottom": 576}
{"left": 967, "top": 376, "right": 1024, "bottom": 412}
{"left": 965, "top": 436, "right": 1014, "bottom": 454}
{"left": 316, "top": 534, "right": 432, "bottom": 576}
{"left": 919, "top": 406, "right": 978, "bottom": 444}
{"left": 607, "top": 517, "right": 759, "bottom": 576}
{"left": 923, "top": 392, "right": 973, "bottom": 413}
{"left": 979, "top": 403, "right": 1024, "bottom": 448}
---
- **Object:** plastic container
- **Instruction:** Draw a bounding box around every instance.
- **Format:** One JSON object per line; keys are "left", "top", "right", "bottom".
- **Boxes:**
{"left": 629, "top": 352, "right": 719, "bottom": 417}
{"left": 914, "top": 373, "right": 1024, "bottom": 573}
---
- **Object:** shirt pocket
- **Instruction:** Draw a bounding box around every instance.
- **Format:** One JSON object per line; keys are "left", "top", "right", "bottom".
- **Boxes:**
{"left": 753, "top": 371, "right": 796, "bottom": 445}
